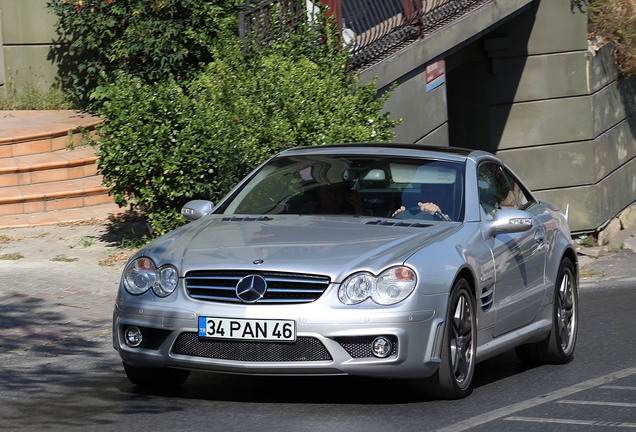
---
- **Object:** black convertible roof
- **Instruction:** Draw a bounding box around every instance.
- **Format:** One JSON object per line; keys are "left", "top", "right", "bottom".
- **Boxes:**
{"left": 315, "top": 142, "right": 475, "bottom": 156}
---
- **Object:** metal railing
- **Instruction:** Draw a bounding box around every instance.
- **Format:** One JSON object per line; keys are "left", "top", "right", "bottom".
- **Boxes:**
{"left": 343, "top": 0, "right": 486, "bottom": 68}
{"left": 238, "top": 0, "right": 487, "bottom": 68}
{"left": 238, "top": 0, "right": 308, "bottom": 55}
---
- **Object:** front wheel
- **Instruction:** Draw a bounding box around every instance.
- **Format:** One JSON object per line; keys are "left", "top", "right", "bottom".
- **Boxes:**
{"left": 425, "top": 279, "right": 476, "bottom": 399}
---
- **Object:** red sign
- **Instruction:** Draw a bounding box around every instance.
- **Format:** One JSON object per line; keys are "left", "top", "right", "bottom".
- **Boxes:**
{"left": 425, "top": 59, "right": 445, "bottom": 92}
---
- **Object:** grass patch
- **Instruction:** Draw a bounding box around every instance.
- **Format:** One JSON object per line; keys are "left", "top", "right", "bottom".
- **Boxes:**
{"left": 580, "top": 265, "right": 604, "bottom": 279}
{"left": 70, "top": 236, "right": 96, "bottom": 248}
{"left": 118, "top": 235, "right": 151, "bottom": 250}
{"left": 578, "top": 237, "right": 597, "bottom": 248}
{"left": 0, "top": 252, "right": 24, "bottom": 260}
{"left": 99, "top": 251, "right": 130, "bottom": 267}
{"left": 0, "top": 86, "right": 76, "bottom": 110}
{"left": 589, "top": 0, "right": 636, "bottom": 77}
{"left": 0, "top": 234, "right": 21, "bottom": 244}
{"left": 50, "top": 254, "right": 79, "bottom": 262}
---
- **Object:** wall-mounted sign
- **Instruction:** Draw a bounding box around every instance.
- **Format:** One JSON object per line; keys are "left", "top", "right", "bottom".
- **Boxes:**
{"left": 425, "top": 59, "right": 445, "bottom": 92}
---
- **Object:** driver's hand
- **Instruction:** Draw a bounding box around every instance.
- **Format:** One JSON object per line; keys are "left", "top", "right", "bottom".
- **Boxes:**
{"left": 392, "top": 206, "right": 406, "bottom": 217}
{"left": 418, "top": 202, "right": 441, "bottom": 215}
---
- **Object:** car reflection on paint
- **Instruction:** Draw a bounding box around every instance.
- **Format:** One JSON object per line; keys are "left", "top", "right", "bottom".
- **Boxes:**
{"left": 113, "top": 143, "right": 579, "bottom": 399}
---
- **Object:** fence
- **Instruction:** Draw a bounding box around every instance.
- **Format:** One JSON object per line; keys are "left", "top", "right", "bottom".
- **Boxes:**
{"left": 239, "top": 0, "right": 487, "bottom": 68}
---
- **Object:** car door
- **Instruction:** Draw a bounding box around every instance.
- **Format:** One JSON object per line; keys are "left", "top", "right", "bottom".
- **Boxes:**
{"left": 478, "top": 162, "right": 547, "bottom": 337}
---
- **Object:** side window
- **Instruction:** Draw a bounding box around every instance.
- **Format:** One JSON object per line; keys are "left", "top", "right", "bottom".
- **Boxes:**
{"left": 478, "top": 162, "right": 530, "bottom": 218}
{"left": 499, "top": 169, "right": 529, "bottom": 210}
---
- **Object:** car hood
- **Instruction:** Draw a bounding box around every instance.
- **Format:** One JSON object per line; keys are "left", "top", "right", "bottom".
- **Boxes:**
{"left": 144, "top": 215, "right": 461, "bottom": 282}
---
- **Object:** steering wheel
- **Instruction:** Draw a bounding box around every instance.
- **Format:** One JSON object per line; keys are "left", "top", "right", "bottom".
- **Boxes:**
{"left": 394, "top": 206, "right": 450, "bottom": 221}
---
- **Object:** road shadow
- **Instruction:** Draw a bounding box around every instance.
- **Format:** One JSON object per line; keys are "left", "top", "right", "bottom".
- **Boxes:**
{"left": 97, "top": 211, "right": 150, "bottom": 249}
{"left": 115, "top": 349, "right": 534, "bottom": 405}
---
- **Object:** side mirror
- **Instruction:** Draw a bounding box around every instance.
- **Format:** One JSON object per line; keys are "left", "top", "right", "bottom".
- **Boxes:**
{"left": 486, "top": 209, "right": 534, "bottom": 237}
{"left": 181, "top": 200, "right": 214, "bottom": 222}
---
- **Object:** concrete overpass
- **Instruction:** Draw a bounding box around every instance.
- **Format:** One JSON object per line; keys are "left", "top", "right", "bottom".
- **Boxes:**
{"left": 330, "top": 0, "right": 635, "bottom": 233}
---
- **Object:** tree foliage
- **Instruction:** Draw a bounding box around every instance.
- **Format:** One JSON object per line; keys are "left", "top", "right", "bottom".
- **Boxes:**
{"left": 47, "top": 0, "right": 240, "bottom": 103}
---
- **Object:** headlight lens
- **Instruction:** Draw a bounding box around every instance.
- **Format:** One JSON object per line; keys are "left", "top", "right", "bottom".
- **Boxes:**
{"left": 155, "top": 265, "right": 179, "bottom": 297}
{"left": 374, "top": 267, "right": 417, "bottom": 305}
{"left": 339, "top": 273, "right": 375, "bottom": 304}
{"left": 123, "top": 257, "right": 179, "bottom": 297}
{"left": 123, "top": 257, "right": 156, "bottom": 295}
{"left": 339, "top": 266, "right": 417, "bottom": 305}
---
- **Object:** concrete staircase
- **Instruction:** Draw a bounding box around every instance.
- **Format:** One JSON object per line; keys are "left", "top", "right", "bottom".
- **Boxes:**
{"left": 0, "top": 110, "right": 123, "bottom": 228}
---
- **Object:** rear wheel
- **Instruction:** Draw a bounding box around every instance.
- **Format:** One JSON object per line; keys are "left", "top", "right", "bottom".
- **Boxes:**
{"left": 516, "top": 258, "right": 578, "bottom": 364}
{"left": 123, "top": 363, "right": 191, "bottom": 389}
{"left": 426, "top": 278, "right": 476, "bottom": 399}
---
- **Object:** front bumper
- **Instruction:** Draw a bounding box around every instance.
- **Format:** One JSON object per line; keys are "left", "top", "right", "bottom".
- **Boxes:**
{"left": 113, "top": 290, "right": 448, "bottom": 379}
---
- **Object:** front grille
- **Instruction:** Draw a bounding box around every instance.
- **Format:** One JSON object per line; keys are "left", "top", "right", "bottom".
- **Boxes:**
{"left": 185, "top": 270, "right": 331, "bottom": 304}
{"left": 172, "top": 332, "right": 332, "bottom": 362}
{"left": 334, "top": 336, "right": 398, "bottom": 358}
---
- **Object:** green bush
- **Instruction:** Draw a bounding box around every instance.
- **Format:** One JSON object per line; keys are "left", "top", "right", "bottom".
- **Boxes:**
{"left": 95, "top": 43, "right": 398, "bottom": 235}
{"left": 47, "top": 0, "right": 240, "bottom": 104}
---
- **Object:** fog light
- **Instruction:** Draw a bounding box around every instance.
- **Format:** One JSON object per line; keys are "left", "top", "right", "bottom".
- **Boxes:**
{"left": 124, "top": 326, "right": 143, "bottom": 347}
{"left": 371, "top": 336, "right": 393, "bottom": 358}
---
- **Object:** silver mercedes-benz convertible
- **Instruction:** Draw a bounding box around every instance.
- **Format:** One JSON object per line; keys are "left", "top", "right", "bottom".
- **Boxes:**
{"left": 113, "top": 143, "right": 578, "bottom": 399}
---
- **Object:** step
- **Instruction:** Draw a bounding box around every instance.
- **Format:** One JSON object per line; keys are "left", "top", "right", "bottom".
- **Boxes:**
{"left": 0, "top": 176, "right": 113, "bottom": 213}
{"left": 0, "top": 147, "right": 99, "bottom": 187}
{"left": 0, "top": 202, "right": 123, "bottom": 228}
{"left": 0, "top": 110, "right": 125, "bottom": 228}
{"left": 0, "top": 110, "right": 102, "bottom": 158}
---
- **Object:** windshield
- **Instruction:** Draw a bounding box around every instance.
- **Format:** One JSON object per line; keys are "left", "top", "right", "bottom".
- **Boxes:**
{"left": 221, "top": 155, "right": 465, "bottom": 222}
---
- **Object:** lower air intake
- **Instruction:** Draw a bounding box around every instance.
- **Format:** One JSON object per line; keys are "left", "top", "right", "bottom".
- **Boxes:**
{"left": 172, "top": 332, "right": 333, "bottom": 362}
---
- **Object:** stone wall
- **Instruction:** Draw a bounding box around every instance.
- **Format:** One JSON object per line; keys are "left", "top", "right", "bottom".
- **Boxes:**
{"left": 362, "top": 0, "right": 635, "bottom": 233}
{"left": 489, "top": 1, "right": 636, "bottom": 232}
{"left": 0, "top": 0, "right": 60, "bottom": 92}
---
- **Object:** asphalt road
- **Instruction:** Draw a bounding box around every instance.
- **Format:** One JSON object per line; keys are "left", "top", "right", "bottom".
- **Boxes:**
{"left": 0, "top": 223, "right": 635, "bottom": 432}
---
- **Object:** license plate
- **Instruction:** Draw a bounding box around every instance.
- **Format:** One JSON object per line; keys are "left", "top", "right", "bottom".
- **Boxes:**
{"left": 198, "top": 316, "right": 296, "bottom": 342}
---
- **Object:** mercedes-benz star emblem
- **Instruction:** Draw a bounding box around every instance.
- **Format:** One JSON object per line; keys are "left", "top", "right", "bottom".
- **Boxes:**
{"left": 236, "top": 274, "right": 268, "bottom": 303}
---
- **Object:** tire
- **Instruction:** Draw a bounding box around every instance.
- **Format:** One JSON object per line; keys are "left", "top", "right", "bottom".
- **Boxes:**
{"left": 516, "top": 258, "right": 578, "bottom": 365}
{"left": 123, "top": 362, "right": 191, "bottom": 389}
{"left": 426, "top": 278, "right": 476, "bottom": 399}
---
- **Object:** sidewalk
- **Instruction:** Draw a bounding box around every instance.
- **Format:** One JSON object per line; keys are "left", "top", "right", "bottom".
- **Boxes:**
{"left": 0, "top": 219, "right": 144, "bottom": 354}
{"left": 577, "top": 230, "right": 636, "bottom": 283}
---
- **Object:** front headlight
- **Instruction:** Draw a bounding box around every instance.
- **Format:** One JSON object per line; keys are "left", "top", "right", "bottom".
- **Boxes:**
{"left": 123, "top": 257, "right": 179, "bottom": 297}
{"left": 155, "top": 265, "right": 179, "bottom": 297}
{"left": 123, "top": 257, "right": 156, "bottom": 295}
{"left": 339, "top": 266, "right": 417, "bottom": 305}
